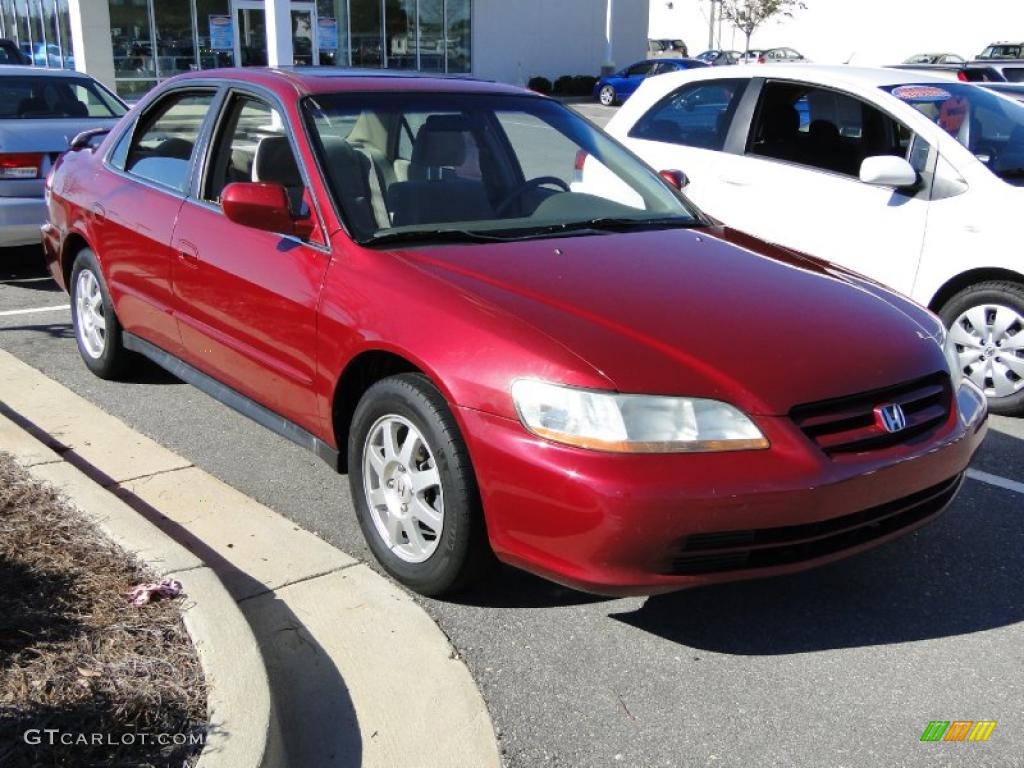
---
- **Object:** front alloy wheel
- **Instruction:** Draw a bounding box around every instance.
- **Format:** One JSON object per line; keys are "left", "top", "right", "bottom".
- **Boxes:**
{"left": 599, "top": 85, "right": 616, "bottom": 106}
{"left": 348, "top": 373, "right": 490, "bottom": 596}
{"left": 362, "top": 414, "right": 444, "bottom": 564}
{"left": 941, "top": 280, "right": 1024, "bottom": 415}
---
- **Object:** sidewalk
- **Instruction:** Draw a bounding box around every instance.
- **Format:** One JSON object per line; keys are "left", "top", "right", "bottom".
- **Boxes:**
{"left": 0, "top": 348, "right": 500, "bottom": 768}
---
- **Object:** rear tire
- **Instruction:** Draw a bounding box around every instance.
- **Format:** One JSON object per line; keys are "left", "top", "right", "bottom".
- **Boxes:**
{"left": 939, "top": 280, "right": 1024, "bottom": 416}
{"left": 348, "top": 373, "right": 490, "bottom": 597}
{"left": 599, "top": 85, "right": 617, "bottom": 106}
{"left": 70, "top": 248, "right": 132, "bottom": 380}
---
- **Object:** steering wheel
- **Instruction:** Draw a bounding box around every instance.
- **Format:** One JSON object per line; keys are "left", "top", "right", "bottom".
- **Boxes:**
{"left": 495, "top": 176, "right": 570, "bottom": 217}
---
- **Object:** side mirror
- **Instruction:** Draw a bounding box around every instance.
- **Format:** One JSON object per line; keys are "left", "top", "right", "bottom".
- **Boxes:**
{"left": 659, "top": 169, "right": 690, "bottom": 191}
{"left": 69, "top": 127, "right": 110, "bottom": 152}
{"left": 221, "top": 182, "right": 313, "bottom": 238}
{"left": 859, "top": 156, "right": 918, "bottom": 189}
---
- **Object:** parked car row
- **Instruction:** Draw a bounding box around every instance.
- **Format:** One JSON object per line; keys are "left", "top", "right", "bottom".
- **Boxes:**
{"left": 32, "top": 66, "right": 987, "bottom": 600}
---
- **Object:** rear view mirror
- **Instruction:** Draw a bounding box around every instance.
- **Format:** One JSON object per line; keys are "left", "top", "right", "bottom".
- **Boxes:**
{"left": 221, "top": 182, "right": 313, "bottom": 238}
{"left": 659, "top": 169, "right": 690, "bottom": 190}
{"left": 859, "top": 156, "right": 918, "bottom": 189}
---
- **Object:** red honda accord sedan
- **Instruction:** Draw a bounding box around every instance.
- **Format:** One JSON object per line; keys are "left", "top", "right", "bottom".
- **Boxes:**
{"left": 42, "top": 68, "right": 987, "bottom": 597}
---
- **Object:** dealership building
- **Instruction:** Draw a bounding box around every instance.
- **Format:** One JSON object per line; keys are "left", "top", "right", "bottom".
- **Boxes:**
{"left": 0, "top": 0, "right": 647, "bottom": 97}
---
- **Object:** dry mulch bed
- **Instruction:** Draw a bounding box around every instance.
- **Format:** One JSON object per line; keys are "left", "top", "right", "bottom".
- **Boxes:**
{"left": 0, "top": 452, "right": 207, "bottom": 767}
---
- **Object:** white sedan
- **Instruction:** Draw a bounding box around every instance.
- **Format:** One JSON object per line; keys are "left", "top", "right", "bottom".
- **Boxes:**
{"left": 603, "top": 65, "right": 1024, "bottom": 414}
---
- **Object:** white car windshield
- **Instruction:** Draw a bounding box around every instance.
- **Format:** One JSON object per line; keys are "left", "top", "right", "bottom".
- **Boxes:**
{"left": 885, "top": 83, "right": 1024, "bottom": 186}
{"left": 304, "top": 92, "right": 700, "bottom": 245}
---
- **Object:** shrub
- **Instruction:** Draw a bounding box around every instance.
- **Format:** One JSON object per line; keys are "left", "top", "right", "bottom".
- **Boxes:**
{"left": 553, "top": 75, "right": 576, "bottom": 95}
{"left": 527, "top": 76, "right": 553, "bottom": 95}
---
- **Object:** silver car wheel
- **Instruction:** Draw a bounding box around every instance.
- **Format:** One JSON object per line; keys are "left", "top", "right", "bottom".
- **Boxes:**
{"left": 599, "top": 85, "right": 615, "bottom": 106}
{"left": 949, "top": 303, "right": 1024, "bottom": 398}
{"left": 75, "top": 269, "right": 106, "bottom": 360}
{"left": 362, "top": 414, "right": 444, "bottom": 564}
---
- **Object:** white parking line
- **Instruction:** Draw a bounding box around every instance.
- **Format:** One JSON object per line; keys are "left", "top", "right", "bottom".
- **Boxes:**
{"left": 0, "top": 304, "right": 70, "bottom": 318}
{"left": 966, "top": 468, "right": 1024, "bottom": 495}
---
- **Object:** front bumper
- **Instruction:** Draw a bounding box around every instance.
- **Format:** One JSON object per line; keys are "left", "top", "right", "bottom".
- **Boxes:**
{"left": 0, "top": 196, "right": 46, "bottom": 248}
{"left": 460, "top": 384, "right": 987, "bottom": 596}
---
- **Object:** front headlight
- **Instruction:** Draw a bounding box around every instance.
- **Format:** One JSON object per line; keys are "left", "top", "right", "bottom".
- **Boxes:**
{"left": 941, "top": 325, "right": 965, "bottom": 390}
{"left": 510, "top": 379, "right": 769, "bottom": 453}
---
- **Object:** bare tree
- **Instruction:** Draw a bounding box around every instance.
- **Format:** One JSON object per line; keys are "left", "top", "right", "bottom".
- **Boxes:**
{"left": 718, "top": 0, "right": 806, "bottom": 54}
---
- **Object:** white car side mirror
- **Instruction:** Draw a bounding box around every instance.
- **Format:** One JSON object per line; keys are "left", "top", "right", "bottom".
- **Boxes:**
{"left": 859, "top": 156, "right": 918, "bottom": 189}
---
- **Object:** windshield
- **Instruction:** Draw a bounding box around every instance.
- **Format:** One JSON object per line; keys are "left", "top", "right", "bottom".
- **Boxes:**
{"left": 304, "top": 92, "right": 700, "bottom": 245}
{"left": 0, "top": 75, "right": 126, "bottom": 120}
{"left": 884, "top": 82, "right": 1024, "bottom": 186}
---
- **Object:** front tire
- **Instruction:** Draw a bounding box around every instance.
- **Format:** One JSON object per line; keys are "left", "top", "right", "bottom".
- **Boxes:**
{"left": 939, "top": 280, "right": 1024, "bottom": 415}
{"left": 348, "top": 373, "right": 489, "bottom": 596}
{"left": 599, "top": 85, "right": 617, "bottom": 106}
{"left": 70, "top": 248, "right": 131, "bottom": 380}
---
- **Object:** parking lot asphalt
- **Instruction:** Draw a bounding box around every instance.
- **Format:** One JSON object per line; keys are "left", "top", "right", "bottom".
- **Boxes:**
{"left": 2, "top": 242, "right": 1021, "bottom": 768}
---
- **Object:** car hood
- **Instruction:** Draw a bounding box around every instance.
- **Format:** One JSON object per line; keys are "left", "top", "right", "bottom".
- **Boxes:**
{"left": 390, "top": 226, "right": 948, "bottom": 415}
{"left": 0, "top": 118, "right": 119, "bottom": 153}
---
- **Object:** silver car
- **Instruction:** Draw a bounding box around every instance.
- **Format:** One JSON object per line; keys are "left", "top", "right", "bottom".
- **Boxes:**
{"left": 0, "top": 66, "right": 125, "bottom": 248}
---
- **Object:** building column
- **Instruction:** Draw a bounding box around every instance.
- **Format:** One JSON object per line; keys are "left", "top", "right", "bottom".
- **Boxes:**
{"left": 68, "top": 0, "right": 116, "bottom": 90}
{"left": 265, "top": 0, "right": 294, "bottom": 68}
{"left": 602, "top": 0, "right": 615, "bottom": 74}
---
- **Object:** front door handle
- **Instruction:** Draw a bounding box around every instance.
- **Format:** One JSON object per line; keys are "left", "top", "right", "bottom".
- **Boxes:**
{"left": 176, "top": 239, "right": 200, "bottom": 268}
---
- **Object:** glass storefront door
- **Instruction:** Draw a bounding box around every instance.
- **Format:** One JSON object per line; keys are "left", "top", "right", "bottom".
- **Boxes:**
{"left": 233, "top": 1, "right": 267, "bottom": 66}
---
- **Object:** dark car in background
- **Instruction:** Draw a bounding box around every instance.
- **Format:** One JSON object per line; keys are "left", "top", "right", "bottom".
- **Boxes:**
{"left": 695, "top": 49, "right": 741, "bottom": 66}
{"left": 0, "top": 39, "right": 32, "bottom": 65}
{"left": 904, "top": 52, "right": 966, "bottom": 66}
{"left": 594, "top": 58, "right": 707, "bottom": 105}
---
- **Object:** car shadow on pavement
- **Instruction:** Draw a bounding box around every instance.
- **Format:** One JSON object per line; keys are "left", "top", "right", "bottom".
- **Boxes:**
{"left": 446, "top": 563, "right": 612, "bottom": 609}
{"left": 608, "top": 481, "right": 1023, "bottom": 654}
{"left": 1, "top": 245, "right": 52, "bottom": 284}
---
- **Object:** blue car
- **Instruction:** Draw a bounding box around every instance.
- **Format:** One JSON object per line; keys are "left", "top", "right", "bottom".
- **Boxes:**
{"left": 594, "top": 58, "right": 708, "bottom": 106}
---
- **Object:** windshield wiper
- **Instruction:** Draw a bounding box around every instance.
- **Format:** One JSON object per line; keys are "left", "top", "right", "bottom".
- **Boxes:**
{"left": 361, "top": 228, "right": 520, "bottom": 247}
{"left": 495, "top": 216, "right": 702, "bottom": 239}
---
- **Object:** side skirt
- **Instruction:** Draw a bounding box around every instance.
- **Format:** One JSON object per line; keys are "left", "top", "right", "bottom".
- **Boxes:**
{"left": 123, "top": 332, "right": 341, "bottom": 472}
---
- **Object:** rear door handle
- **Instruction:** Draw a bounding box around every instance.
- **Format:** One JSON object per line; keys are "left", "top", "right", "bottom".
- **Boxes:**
{"left": 89, "top": 203, "right": 106, "bottom": 221}
{"left": 176, "top": 239, "right": 200, "bottom": 268}
{"left": 720, "top": 175, "right": 750, "bottom": 187}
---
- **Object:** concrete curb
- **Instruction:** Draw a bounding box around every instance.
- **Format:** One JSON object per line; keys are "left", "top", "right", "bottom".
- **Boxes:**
{"left": 1, "top": 414, "right": 280, "bottom": 768}
{"left": 0, "top": 348, "right": 501, "bottom": 767}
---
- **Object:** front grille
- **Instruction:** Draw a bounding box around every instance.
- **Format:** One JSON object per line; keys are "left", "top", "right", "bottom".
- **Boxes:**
{"left": 667, "top": 474, "right": 962, "bottom": 575}
{"left": 790, "top": 372, "right": 952, "bottom": 456}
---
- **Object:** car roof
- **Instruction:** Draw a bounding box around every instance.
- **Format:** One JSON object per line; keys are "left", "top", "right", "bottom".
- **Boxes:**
{"left": 660, "top": 63, "right": 953, "bottom": 88}
{"left": 0, "top": 65, "right": 91, "bottom": 79}
{"left": 169, "top": 66, "right": 531, "bottom": 98}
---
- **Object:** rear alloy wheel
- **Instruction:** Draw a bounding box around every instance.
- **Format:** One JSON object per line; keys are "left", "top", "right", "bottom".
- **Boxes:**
{"left": 348, "top": 373, "right": 490, "bottom": 596}
{"left": 940, "top": 281, "right": 1024, "bottom": 415}
{"left": 599, "top": 85, "right": 617, "bottom": 106}
{"left": 70, "top": 248, "right": 132, "bottom": 380}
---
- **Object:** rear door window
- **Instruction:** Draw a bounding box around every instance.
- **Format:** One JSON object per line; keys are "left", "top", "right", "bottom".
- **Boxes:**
{"left": 628, "top": 78, "right": 748, "bottom": 151}
{"left": 749, "top": 82, "right": 909, "bottom": 177}
{"left": 124, "top": 91, "right": 215, "bottom": 193}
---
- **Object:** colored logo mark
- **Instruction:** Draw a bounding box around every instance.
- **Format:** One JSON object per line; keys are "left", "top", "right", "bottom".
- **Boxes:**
{"left": 920, "top": 721, "right": 997, "bottom": 742}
